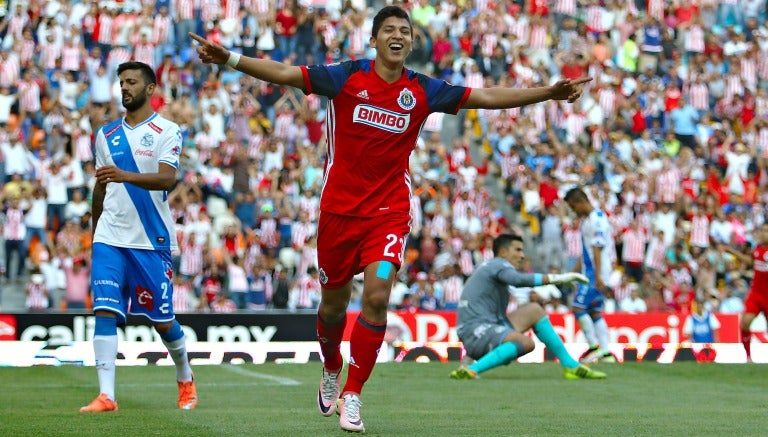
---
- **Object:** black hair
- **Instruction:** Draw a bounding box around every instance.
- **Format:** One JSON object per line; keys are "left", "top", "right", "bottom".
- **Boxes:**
{"left": 493, "top": 233, "right": 524, "bottom": 257}
{"left": 116, "top": 61, "right": 157, "bottom": 85}
{"left": 371, "top": 6, "right": 411, "bottom": 39}
{"left": 564, "top": 187, "right": 589, "bottom": 203}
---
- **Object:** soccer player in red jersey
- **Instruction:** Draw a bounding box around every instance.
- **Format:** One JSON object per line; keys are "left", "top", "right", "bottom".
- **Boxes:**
{"left": 191, "top": 6, "right": 589, "bottom": 433}
{"left": 727, "top": 223, "right": 768, "bottom": 362}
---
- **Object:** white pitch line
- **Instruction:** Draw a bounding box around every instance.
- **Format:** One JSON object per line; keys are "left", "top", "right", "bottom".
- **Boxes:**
{"left": 1, "top": 381, "right": 275, "bottom": 389}
{"left": 221, "top": 364, "right": 302, "bottom": 386}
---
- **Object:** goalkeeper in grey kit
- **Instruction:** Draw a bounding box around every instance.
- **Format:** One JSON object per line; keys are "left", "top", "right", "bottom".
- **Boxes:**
{"left": 451, "top": 234, "right": 607, "bottom": 380}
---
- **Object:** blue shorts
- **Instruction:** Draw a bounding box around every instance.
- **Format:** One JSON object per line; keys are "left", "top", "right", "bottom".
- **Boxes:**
{"left": 572, "top": 284, "right": 605, "bottom": 312}
{"left": 91, "top": 243, "right": 176, "bottom": 325}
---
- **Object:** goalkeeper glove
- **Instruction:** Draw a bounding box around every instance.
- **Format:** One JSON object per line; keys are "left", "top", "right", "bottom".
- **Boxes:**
{"left": 548, "top": 273, "right": 589, "bottom": 285}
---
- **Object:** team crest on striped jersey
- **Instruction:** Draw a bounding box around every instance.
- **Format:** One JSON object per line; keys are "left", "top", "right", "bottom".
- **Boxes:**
{"left": 397, "top": 88, "right": 416, "bottom": 110}
{"left": 141, "top": 133, "right": 154, "bottom": 147}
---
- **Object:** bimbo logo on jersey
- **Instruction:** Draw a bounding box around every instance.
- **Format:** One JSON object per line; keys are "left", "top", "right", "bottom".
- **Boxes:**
{"left": 352, "top": 104, "right": 410, "bottom": 133}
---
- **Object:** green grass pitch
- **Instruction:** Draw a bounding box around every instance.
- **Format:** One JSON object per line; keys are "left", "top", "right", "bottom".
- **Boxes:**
{"left": 1, "top": 362, "right": 766, "bottom": 436}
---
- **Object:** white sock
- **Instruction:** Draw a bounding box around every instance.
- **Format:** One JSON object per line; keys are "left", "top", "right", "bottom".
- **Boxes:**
{"left": 163, "top": 336, "right": 193, "bottom": 381}
{"left": 576, "top": 313, "right": 599, "bottom": 348}
{"left": 593, "top": 317, "right": 611, "bottom": 352}
{"left": 94, "top": 335, "right": 118, "bottom": 400}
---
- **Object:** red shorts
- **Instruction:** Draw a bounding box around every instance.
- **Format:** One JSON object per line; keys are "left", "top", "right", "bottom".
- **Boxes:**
{"left": 317, "top": 212, "right": 410, "bottom": 289}
{"left": 744, "top": 288, "right": 768, "bottom": 315}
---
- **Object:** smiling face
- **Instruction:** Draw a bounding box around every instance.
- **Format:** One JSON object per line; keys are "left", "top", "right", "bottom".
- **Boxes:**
{"left": 371, "top": 9, "right": 413, "bottom": 68}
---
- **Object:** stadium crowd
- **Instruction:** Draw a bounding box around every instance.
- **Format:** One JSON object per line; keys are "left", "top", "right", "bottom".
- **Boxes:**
{"left": 0, "top": 0, "right": 764, "bottom": 316}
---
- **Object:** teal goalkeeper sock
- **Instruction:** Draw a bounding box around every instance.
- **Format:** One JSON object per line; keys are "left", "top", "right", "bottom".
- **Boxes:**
{"left": 469, "top": 342, "right": 519, "bottom": 374}
{"left": 533, "top": 316, "right": 579, "bottom": 369}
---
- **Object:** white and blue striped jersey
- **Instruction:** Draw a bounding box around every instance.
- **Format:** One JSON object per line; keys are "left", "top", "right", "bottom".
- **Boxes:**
{"left": 93, "top": 113, "right": 181, "bottom": 251}
{"left": 580, "top": 209, "right": 614, "bottom": 286}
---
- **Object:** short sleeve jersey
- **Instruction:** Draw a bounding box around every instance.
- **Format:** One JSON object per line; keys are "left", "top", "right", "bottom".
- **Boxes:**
{"left": 93, "top": 113, "right": 181, "bottom": 251}
{"left": 301, "top": 59, "right": 471, "bottom": 217}
{"left": 580, "top": 209, "right": 614, "bottom": 285}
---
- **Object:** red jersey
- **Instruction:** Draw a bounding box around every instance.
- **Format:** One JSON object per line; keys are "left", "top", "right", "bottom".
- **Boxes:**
{"left": 752, "top": 245, "right": 768, "bottom": 295}
{"left": 301, "top": 60, "right": 470, "bottom": 217}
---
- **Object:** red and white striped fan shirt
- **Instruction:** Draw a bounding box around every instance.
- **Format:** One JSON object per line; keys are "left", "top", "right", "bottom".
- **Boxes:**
{"left": 172, "top": 281, "right": 194, "bottom": 313}
{"left": 647, "top": 0, "right": 665, "bottom": 21}
{"left": 464, "top": 71, "right": 484, "bottom": 88}
{"left": 201, "top": 0, "right": 221, "bottom": 22}
{"left": 211, "top": 298, "right": 237, "bottom": 313}
{"left": 684, "top": 25, "right": 705, "bottom": 53}
{"left": 176, "top": 0, "right": 196, "bottom": 20}
{"left": 347, "top": 26, "right": 366, "bottom": 57}
{"left": 554, "top": 0, "right": 577, "bottom": 15}
{"left": 19, "top": 39, "right": 35, "bottom": 66}
{"left": 724, "top": 74, "right": 744, "bottom": 101}
{"left": 133, "top": 43, "right": 156, "bottom": 68}
{"left": 622, "top": 229, "right": 646, "bottom": 264}
{"left": 0, "top": 53, "right": 20, "bottom": 87}
{"left": 61, "top": 45, "right": 82, "bottom": 71}
{"left": 644, "top": 237, "right": 667, "bottom": 270}
{"left": 154, "top": 15, "right": 173, "bottom": 45}
{"left": 97, "top": 14, "right": 114, "bottom": 45}
{"left": 741, "top": 58, "right": 758, "bottom": 91}
{"left": 428, "top": 214, "right": 449, "bottom": 239}
{"left": 179, "top": 241, "right": 204, "bottom": 277}
{"left": 529, "top": 24, "right": 548, "bottom": 50}
{"left": 18, "top": 80, "right": 41, "bottom": 112}
{"left": 293, "top": 274, "right": 320, "bottom": 308}
{"left": 564, "top": 226, "right": 582, "bottom": 258}
{"left": 423, "top": 112, "right": 444, "bottom": 133}
{"left": 441, "top": 275, "right": 464, "bottom": 306}
{"left": 40, "top": 44, "right": 61, "bottom": 70}
{"left": 689, "top": 214, "right": 710, "bottom": 247}
{"left": 25, "top": 282, "right": 49, "bottom": 310}
{"left": 259, "top": 218, "right": 279, "bottom": 248}
{"left": 598, "top": 87, "right": 617, "bottom": 116}
{"left": 108, "top": 47, "right": 132, "bottom": 65}
{"left": 274, "top": 113, "right": 294, "bottom": 139}
{"left": 291, "top": 221, "right": 315, "bottom": 249}
{"left": 655, "top": 168, "right": 681, "bottom": 203}
{"left": 688, "top": 83, "right": 709, "bottom": 111}
{"left": 224, "top": 0, "right": 240, "bottom": 20}
{"left": 458, "top": 249, "right": 475, "bottom": 276}
{"left": 586, "top": 5, "right": 605, "bottom": 32}
{"left": 298, "top": 196, "right": 320, "bottom": 222}
{"left": 613, "top": 283, "right": 632, "bottom": 303}
{"left": 3, "top": 208, "right": 26, "bottom": 240}
{"left": 253, "top": 0, "right": 272, "bottom": 16}
{"left": 297, "top": 246, "right": 318, "bottom": 279}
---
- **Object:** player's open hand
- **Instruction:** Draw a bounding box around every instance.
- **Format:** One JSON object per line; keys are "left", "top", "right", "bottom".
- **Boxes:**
{"left": 96, "top": 165, "right": 126, "bottom": 185}
{"left": 550, "top": 77, "right": 592, "bottom": 103}
{"left": 189, "top": 32, "right": 229, "bottom": 65}
{"left": 549, "top": 272, "right": 590, "bottom": 285}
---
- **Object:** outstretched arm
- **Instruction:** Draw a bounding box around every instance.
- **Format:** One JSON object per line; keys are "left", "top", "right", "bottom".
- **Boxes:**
{"left": 189, "top": 33, "right": 305, "bottom": 90}
{"left": 462, "top": 77, "right": 592, "bottom": 109}
{"left": 497, "top": 267, "right": 588, "bottom": 288}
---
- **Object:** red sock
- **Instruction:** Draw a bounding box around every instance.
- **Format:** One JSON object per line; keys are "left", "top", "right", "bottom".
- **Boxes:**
{"left": 741, "top": 329, "right": 752, "bottom": 360}
{"left": 317, "top": 313, "right": 347, "bottom": 372}
{"left": 342, "top": 315, "right": 386, "bottom": 396}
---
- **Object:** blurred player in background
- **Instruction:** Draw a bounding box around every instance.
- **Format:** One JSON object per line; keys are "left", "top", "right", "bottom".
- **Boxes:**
{"left": 81, "top": 62, "right": 197, "bottom": 413}
{"left": 726, "top": 223, "right": 768, "bottom": 362}
{"left": 564, "top": 187, "right": 615, "bottom": 363}
{"left": 451, "top": 233, "right": 606, "bottom": 380}
{"left": 192, "top": 5, "right": 589, "bottom": 433}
